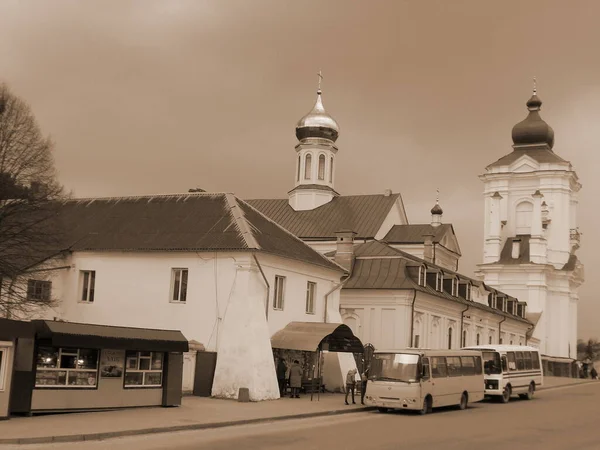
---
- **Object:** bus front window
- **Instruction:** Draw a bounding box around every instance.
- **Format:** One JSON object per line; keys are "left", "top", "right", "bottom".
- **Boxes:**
{"left": 482, "top": 351, "right": 502, "bottom": 375}
{"left": 370, "top": 353, "right": 420, "bottom": 383}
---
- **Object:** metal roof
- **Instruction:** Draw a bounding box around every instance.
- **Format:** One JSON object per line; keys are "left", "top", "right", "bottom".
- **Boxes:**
{"left": 33, "top": 320, "right": 189, "bottom": 352}
{"left": 486, "top": 148, "right": 569, "bottom": 169}
{"left": 270, "top": 322, "right": 364, "bottom": 353}
{"left": 26, "top": 193, "right": 344, "bottom": 273}
{"left": 383, "top": 224, "right": 451, "bottom": 244}
{"left": 246, "top": 193, "right": 402, "bottom": 240}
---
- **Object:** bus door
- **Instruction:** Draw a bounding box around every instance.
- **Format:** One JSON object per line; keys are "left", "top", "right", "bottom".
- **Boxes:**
{"left": 420, "top": 356, "right": 432, "bottom": 398}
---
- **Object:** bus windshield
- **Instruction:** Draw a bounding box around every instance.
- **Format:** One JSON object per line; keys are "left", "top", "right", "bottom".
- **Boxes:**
{"left": 370, "top": 353, "right": 420, "bottom": 383}
{"left": 482, "top": 351, "right": 502, "bottom": 375}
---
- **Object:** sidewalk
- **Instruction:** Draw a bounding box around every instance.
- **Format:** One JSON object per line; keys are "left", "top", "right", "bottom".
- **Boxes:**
{"left": 0, "top": 377, "right": 594, "bottom": 446}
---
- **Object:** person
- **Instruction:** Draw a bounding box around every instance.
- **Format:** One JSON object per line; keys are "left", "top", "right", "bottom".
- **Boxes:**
{"left": 345, "top": 368, "right": 357, "bottom": 405}
{"left": 360, "top": 365, "right": 370, "bottom": 405}
{"left": 591, "top": 366, "right": 598, "bottom": 380}
{"left": 289, "top": 360, "right": 303, "bottom": 398}
{"left": 277, "top": 358, "right": 288, "bottom": 396}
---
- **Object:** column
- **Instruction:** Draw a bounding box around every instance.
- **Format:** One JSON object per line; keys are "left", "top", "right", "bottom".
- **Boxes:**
{"left": 530, "top": 190, "right": 547, "bottom": 264}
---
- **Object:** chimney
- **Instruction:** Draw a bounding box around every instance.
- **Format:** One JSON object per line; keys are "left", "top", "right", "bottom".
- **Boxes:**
{"left": 423, "top": 232, "right": 435, "bottom": 264}
{"left": 384, "top": 189, "right": 392, "bottom": 197}
{"left": 334, "top": 230, "right": 357, "bottom": 272}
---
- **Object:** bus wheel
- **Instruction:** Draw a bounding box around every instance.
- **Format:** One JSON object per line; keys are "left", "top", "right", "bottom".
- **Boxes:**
{"left": 419, "top": 396, "right": 431, "bottom": 415}
{"left": 519, "top": 383, "right": 535, "bottom": 400}
{"left": 458, "top": 392, "right": 468, "bottom": 410}
{"left": 501, "top": 386, "right": 511, "bottom": 403}
{"left": 378, "top": 407, "right": 389, "bottom": 413}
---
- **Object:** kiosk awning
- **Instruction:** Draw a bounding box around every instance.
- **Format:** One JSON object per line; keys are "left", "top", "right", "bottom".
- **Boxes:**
{"left": 33, "top": 320, "right": 189, "bottom": 352}
{"left": 271, "top": 322, "right": 364, "bottom": 353}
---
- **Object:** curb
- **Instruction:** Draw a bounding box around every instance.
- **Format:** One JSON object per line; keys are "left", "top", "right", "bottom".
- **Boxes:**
{"left": 538, "top": 380, "right": 597, "bottom": 392}
{"left": 0, "top": 406, "right": 376, "bottom": 445}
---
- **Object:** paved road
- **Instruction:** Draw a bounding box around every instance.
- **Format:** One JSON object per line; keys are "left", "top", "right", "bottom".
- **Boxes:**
{"left": 5, "top": 383, "right": 599, "bottom": 450}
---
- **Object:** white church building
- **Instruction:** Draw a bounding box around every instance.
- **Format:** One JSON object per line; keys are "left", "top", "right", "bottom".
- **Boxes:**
{"left": 476, "top": 86, "right": 584, "bottom": 359}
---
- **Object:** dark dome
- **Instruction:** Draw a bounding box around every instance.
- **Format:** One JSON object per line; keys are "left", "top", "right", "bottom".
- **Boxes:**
{"left": 431, "top": 203, "right": 443, "bottom": 215}
{"left": 296, "top": 90, "right": 339, "bottom": 142}
{"left": 511, "top": 94, "right": 554, "bottom": 149}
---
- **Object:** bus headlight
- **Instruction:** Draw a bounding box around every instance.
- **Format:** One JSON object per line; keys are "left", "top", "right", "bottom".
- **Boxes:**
{"left": 403, "top": 398, "right": 417, "bottom": 404}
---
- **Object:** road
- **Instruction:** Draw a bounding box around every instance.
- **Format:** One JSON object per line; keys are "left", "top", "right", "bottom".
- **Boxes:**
{"left": 4, "top": 383, "right": 599, "bottom": 450}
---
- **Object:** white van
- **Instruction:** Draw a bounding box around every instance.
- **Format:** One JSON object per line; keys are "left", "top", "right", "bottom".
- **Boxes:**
{"left": 462, "top": 345, "right": 543, "bottom": 402}
{"left": 364, "top": 349, "right": 485, "bottom": 415}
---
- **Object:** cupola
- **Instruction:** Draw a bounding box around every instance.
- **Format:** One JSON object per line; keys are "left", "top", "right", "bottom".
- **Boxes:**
{"left": 511, "top": 80, "right": 555, "bottom": 149}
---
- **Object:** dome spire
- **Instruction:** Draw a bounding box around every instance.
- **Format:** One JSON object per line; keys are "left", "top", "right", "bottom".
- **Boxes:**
{"left": 295, "top": 71, "right": 340, "bottom": 142}
{"left": 431, "top": 189, "right": 443, "bottom": 227}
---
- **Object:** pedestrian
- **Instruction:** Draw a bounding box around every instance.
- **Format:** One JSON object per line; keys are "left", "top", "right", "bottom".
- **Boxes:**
{"left": 345, "top": 368, "right": 357, "bottom": 405}
{"left": 360, "top": 365, "right": 370, "bottom": 405}
{"left": 591, "top": 366, "right": 598, "bottom": 380}
{"left": 289, "top": 360, "right": 303, "bottom": 398}
{"left": 277, "top": 358, "right": 288, "bottom": 396}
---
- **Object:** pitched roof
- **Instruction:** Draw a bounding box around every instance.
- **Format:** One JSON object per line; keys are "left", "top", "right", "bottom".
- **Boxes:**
{"left": 245, "top": 193, "right": 401, "bottom": 240}
{"left": 382, "top": 223, "right": 460, "bottom": 255}
{"left": 42, "top": 193, "right": 344, "bottom": 272}
{"left": 486, "top": 148, "right": 569, "bottom": 169}
{"left": 340, "top": 241, "right": 531, "bottom": 324}
{"left": 497, "top": 235, "right": 531, "bottom": 264}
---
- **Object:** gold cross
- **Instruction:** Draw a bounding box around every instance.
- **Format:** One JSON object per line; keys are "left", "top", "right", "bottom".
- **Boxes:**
{"left": 317, "top": 70, "right": 323, "bottom": 92}
{"left": 533, "top": 76, "right": 537, "bottom": 95}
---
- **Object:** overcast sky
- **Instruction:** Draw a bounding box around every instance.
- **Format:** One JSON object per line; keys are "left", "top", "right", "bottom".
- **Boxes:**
{"left": 1, "top": 0, "right": 598, "bottom": 338}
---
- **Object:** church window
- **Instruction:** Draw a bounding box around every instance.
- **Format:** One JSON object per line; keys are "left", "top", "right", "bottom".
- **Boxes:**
{"left": 414, "top": 335, "right": 420, "bottom": 348}
{"left": 462, "top": 330, "right": 467, "bottom": 347}
{"left": 448, "top": 327, "right": 453, "bottom": 349}
{"left": 171, "top": 268, "right": 188, "bottom": 303}
{"left": 318, "top": 154, "right": 326, "bottom": 180}
{"left": 297, "top": 155, "right": 301, "bottom": 181}
{"left": 329, "top": 157, "right": 334, "bottom": 182}
{"left": 452, "top": 277, "right": 459, "bottom": 297}
{"left": 466, "top": 282, "right": 472, "bottom": 301}
{"left": 305, "top": 281, "right": 316, "bottom": 314}
{"left": 476, "top": 333, "right": 480, "bottom": 345}
{"left": 515, "top": 201, "right": 533, "bottom": 235}
{"left": 304, "top": 154, "right": 312, "bottom": 180}
{"left": 436, "top": 272, "right": 444, "bottom": 292}
{"left": 489, "top": 335, "right": 493, "bottom": 345}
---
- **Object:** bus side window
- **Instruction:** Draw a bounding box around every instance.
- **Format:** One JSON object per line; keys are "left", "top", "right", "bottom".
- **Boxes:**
{"left": 431, "top": 357, "right": 447, "bottom": 378}
{"left": 531, "top": 352, "right": 541, "bottom": 370}
{"left": 460, "top": 356, "right": 476, "bottom": 376}
{"left": 516, "top": 352, "right": 525, "bottom": 371}
{"left": 421, "top": 357, "right": 430, "bottom": 380}
{"left": 507, "top": 352, "right": 517, "bottom": 371}
{"left": 501, "top": 355, "right": 508, "bottom": 372}
{"left": 524, "top": 352, "right": 533, "bottom": 370}
{"left": 474, "top": 356, "right": 483, "bottom": 374}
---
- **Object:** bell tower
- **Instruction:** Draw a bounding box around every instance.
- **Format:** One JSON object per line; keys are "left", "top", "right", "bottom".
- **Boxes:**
{"left": 289, "top": 72, "right": 340, "bottom": 211}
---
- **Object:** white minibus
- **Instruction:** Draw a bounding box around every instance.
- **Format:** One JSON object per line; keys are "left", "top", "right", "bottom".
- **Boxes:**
{"left": 364, "top": 349, "right": 485, "bottom": 415}
{"left": 462, "top": 345, "right": 543, "bottom": 403}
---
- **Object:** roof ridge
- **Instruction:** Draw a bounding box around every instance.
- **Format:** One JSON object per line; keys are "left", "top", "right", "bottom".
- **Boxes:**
{"left": 224, "top": 194, "right": 260, "bottom": 250}
{"left": 64, "top": 192, "right": 232, "bottom": 203}
{"left": 237, "top": 198, "right": 348, "bottom": 273}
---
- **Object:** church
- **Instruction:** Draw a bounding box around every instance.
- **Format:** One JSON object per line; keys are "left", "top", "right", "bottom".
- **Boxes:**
{"left": 248, "top": 79, "right": 583, "bottom": 364}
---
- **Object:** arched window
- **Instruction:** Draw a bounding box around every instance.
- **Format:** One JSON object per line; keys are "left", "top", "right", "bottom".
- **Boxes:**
{"left": 489, "top": 335, "right": 493, "bottom": 345}
{"left": 462, "top": 330, "right": 467, "bottom": 347}
{"left": 318, "top": 154, "right": 326, "bottom": 180}
{"left": 329, "top": 157, "right": 334, "bottom": 182}
{"left": 304, "top": 154, "right": 312, "bottom": 180}
{"left": 448, "top": 327, "right": 453, "bottom": 349}
{"left": 515, "top": 201, "right": 533, "bottom": 235}
{"left": 418, "top": 265, "right": 427, "bottom": 286}
{"left": 476, "top": 333, "right": 480, "bottom": 345}
{"left": 297, "top": 155, "right": 301, "bottom": 182}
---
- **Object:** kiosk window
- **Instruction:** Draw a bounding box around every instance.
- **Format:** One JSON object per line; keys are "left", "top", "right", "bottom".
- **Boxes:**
{"left": 35, "top": 347, "right": 99, "bottom": 388}
{"left": 124, "top": 351, "right": 164, "bottom": 387}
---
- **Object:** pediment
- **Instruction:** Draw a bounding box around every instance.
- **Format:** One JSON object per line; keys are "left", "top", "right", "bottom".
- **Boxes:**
{"left": 438, "top": 225, "right": 462, "bottom": 256}
{"left": 509, "top": 156, "right": 540, "bottom": 173}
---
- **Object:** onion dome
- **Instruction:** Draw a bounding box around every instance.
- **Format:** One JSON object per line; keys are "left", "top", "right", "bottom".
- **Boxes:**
{"left": 431, "top": 203, "right": 443, "bottom": 215}
{"left": 511, "top": 88, "right": 555, "bottom": 149}
{"left": 295, "top": 89, "right": 340, "bottom": 142}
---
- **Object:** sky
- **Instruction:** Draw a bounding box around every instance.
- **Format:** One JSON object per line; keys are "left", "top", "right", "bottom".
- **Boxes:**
{"left": 1, "top": 0, "right": 598, "bottom": 338}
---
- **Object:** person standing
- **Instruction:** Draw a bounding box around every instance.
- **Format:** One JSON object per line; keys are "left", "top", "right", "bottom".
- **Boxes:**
{"left": 276, "top": 358, "right": 288, "bottom": 396}
{"left": 345, "top": 368, "right": 357, "bottom": 405}
{"left": 360, "top": 365, "right": 370, "bottom": 405}
{"left": 289, "top": 360, "right": 303, "bottom": 398}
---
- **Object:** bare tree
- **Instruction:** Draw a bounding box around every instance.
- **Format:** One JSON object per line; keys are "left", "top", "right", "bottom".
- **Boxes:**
{"left": 0, "top": 83, "right": 66, "bottom": 318}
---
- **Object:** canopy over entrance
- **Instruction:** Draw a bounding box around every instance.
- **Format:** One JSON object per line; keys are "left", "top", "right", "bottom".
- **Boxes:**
{"left": 271, "top": 322, "right": 363, "bottom": 353}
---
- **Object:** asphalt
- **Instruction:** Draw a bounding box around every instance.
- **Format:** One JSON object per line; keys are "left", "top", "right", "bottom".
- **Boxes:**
{"left": 0, "top": 376, "right": 594, "bottom": 446}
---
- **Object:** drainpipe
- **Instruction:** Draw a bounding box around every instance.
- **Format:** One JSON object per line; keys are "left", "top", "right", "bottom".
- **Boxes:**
{"left": 324, "top": 276, "right": 349, "bottom": 323}
{"left": 409, "top": 290, "right": 418, "bottom": 347}
{"left": 498, "top": 316, "right": 507, "bottom": 344}
{"left": 252, "top": 254, "right": 270, "bottom": 320}
{"left": 460, "top": 305, "right": 470, "bottom": 347}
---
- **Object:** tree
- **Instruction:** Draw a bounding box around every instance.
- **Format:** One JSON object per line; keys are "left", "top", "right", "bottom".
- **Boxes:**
{"left": 0, "top": 83, "right": 65, "bottom": 319}
{"left": 584, "top": 339, "right": 598, "bottom": 361}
